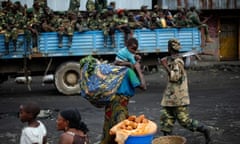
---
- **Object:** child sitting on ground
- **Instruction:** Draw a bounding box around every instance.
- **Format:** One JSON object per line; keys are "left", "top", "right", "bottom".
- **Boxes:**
{"left": 19, "top": 101, "right": 47, "bottom": 144}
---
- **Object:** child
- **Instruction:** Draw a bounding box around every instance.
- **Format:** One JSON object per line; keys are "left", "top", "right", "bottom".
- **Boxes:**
{"left": 19, "top": 102, "right": 47, "bottom": 144}
{"left": 114, "top": 37, "right": 147, "bottom": 90}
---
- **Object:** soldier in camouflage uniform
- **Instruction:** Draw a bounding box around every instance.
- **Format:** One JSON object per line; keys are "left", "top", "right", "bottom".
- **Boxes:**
{"left": 100, "top": 9, "right": 115, "bottom": 48}
{"left": 95, "top": 0, "right": 107, "bottom": 12}
{"left": 87, "top": 11, "right": 100, "bottom": 31}
{"left": 75, "top": 14, "right": 89, "bottom": 32}
{"left": 57, "top": 17, "right": 74, "bottom": 48}
{"left": 113, "top": 9, "right": 131, "bottom": 46}
{"left": 86, "top": 0, "right": 95, "bottom": 13}
{"left": 159, "top": 39, "right": 212, "bottom": 144}
{"left": 173, "top": 11, "right": 190, "bottom": 28}
{"left": 69, "top": 0, "right": 80, "bottom": 12}
{"left": 149, "top": 13, "right": 161, "bottom": 30}
{"left": 187, "top": 6, "right": 213, "bottom": 43}
{"left": 127, "top": 12, "right": 142, "bottom": 30}
{"left": 26, "top": 8, "right": 39, "bottom": 53}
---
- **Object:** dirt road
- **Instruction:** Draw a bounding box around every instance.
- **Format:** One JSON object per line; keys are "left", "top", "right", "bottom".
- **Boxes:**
{"left": 0, "top": 63, "right": 240, "bottom": 144}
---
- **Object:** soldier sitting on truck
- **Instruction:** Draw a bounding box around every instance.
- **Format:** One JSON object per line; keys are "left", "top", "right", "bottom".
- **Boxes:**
{"left": 57, "top": 17, "right": 74, "bottom": 48}
{"left": 113, "top": 9, "right": 131, "bottom": 46}
{"left": 75, "top": 13, "right": 89, "bottom": 32}
{"left": 69, "top": 0, "right": 80, "bottom": 13}
{"left": 87, "top": 11, "right": 100, "bottom": 31}
{"left": 187, "top": 6, "right": 213, "bottom": 43}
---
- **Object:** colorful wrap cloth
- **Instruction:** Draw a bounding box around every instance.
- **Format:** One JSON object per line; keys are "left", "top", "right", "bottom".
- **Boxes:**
{"left": 79, "top": 56, "right": 128, "bottom": 108}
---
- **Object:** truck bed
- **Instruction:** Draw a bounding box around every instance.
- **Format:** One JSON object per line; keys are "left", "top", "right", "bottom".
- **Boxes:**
{"left": 0, "top": 28, "right": 201, "bottom": 59}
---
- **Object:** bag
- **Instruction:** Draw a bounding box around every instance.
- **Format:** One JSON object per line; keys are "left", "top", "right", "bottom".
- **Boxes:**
{"left": 79, "top": 56, "right": 128, "bottom": 108}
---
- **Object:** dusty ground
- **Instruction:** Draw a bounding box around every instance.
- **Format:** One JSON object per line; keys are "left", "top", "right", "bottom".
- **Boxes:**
{"left": 0, "top": 62, "right": 240, "bottom": 144}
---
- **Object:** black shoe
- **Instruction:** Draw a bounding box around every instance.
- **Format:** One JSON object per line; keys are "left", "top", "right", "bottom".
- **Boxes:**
{"left": 197, "top": 125, "right": 212, "bottom": 144}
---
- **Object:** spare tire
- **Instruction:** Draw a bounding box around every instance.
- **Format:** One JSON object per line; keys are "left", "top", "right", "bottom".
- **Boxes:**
{"left": 54, "top": 62, "right": 80, "bottom": 95}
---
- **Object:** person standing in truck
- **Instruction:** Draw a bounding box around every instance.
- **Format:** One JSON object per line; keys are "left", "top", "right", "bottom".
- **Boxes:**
{"left": 159, "top": 38, "right": 212, "bottom": 144}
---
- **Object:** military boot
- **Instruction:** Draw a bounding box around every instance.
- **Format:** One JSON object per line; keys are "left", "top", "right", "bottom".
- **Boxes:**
{"left": 196, "top": 125, "right": 212, "bottom": 144}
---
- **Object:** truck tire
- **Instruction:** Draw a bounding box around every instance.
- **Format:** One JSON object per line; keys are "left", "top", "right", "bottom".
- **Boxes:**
{"left": 54, "top": 62, "right": 81, "bottom": 95}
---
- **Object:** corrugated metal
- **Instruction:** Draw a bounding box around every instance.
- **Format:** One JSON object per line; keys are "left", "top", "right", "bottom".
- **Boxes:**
{"left": 0, "top": 28, "right": 201, "bottom": 59}
{"left": 159, "top": 0, "right": 240, "bottom": 10}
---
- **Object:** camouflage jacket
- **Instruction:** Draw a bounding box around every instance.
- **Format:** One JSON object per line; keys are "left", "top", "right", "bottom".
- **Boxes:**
{"left": 161, "top": 58, "right": 190, "bottom": 107}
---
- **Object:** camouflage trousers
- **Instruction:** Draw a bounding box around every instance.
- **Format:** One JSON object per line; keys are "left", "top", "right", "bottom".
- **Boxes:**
{"left": 100, "top": 95, "right": 129, "bottom": 144}
{"left": 160, "top": 106, "right": 199, "bottom": 133}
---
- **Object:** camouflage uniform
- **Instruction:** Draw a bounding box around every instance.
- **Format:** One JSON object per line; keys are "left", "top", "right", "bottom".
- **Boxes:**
{"left": 173, "top": 12, "right": 190, "bottom": 27}
{"left": 113, "top": 10, "right": 131, "bottom": 45}
{"left": 69, "top": 0, "right": 80, "bottom": 12}
{"left": 95, "top": 0, "right": 107, "bottom": 12}
{"left": 128, "top": 12, "right": 142, "bottom": 29}
{"left": 58, "top": 18, "right": 74, "bottom": 48}
{"left": 87, "top": 12, "right": 100, "bottom": 30}
{"left": 160, "top": 39, "right": 212, "bottom": 144}
{"left": 149, "top": 13, "right": 161, "bottom": 30}
{"left": 86, "top": 0, "right": 95, "bottom": 13}
{"left": 187, "top": 6, "right": 213, "bottom": 42}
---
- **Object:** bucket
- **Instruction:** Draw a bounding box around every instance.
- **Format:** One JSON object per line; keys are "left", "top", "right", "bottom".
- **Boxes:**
{"left": 125, "top": 134, "right": 154, "bottom": 144}
{"left": 152, "top": 136, "right": 187, "bottom": 144}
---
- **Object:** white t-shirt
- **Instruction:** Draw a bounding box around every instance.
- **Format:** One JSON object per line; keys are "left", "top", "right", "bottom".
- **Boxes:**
{"left": 20, "top": 120, "right": 47, "bottom": 144}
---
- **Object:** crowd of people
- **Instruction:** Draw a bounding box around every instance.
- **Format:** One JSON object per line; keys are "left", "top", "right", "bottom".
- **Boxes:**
{"left": 0, "top": 0, "right": 213, "bottom": 54}
{"left": 18, "top": 37, "right": 212, "bottom": 144}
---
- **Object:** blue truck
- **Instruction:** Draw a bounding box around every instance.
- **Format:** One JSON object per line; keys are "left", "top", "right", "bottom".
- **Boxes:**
{"left": 0, "top": 28, "right": 201, "bottom": 95}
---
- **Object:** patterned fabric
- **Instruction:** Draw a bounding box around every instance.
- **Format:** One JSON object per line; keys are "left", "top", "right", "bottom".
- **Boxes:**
{"left": 161, "top": 57, "right": 190, "bottom": 106}
{"left": 100, "top": 95, "right": 129, "bottom": 144}
{"left": 160, "top": 106, "right": 199, "bottom": 133}
{"left": 79, "top": 56, "right": 128, "bottom": 108}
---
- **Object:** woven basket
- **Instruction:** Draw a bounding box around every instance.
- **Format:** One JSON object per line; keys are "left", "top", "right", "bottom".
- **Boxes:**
{"left": 152, "top": 136, "right": 186, "bottom": 144}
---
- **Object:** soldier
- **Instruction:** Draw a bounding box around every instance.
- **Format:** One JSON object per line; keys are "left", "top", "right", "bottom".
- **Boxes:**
{"left": 128, "top": 12, "right": 142, "bottom": 31}
{"left": 173, "top": 11, "right": 190, "bottom": 28}
{"left": 101, "top": 9, "right": 115, "bottom": 48}
{"left": 187, "top": 6, "right": 213, "bottom": 43}
{"left": 41, "top": 18, "right": 55, "bottom": 32}
{"left": 95, "top": 0, "right": 107, "bottom": 12}
{"left": 24, "top": 24, "right": 33, "bottom": 53}
{"left": 86, "top": 0, "right": 95, "bottom": 13}
{"left": 87, "top": 11, "right": 100, "bottom": 31}
{"left": 4, "top": 25, "right": 11, "bottom": 54}
{"left": 113, "top": 9, "right": 131, "bottom": 46}
{"left": 159, "top": 38, "right": 212, "bottom": 144}
{"left": 165, "top": 9, "right": 175, "bottom": 27}
{"left": 26, "top": 8, "right": 39, "bottom": 53}
{"left": 69, "top": 0, "right": 80, "bottom": 12}
{"left": 136, "top": 12, "right": 149, "bottom": 29}
{"left": 75, "top": 13, "right": 89, "bottom": 32}
{"left": 57, "top": 18, "right": 74, "bottom": 48}
{"left": 149, "top": 13, "right": 161, "bottom": 30}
